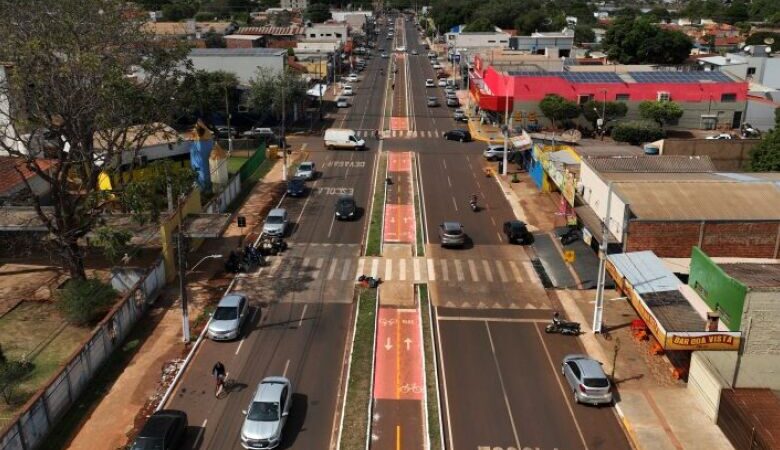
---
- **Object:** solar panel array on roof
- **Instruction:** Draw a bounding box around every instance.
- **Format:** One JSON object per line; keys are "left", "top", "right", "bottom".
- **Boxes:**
{"left": 507, "top": 71, "right": 623, "bottom": 83}
{"left": 628, "top": 71, "right": 734, "bottom": 83}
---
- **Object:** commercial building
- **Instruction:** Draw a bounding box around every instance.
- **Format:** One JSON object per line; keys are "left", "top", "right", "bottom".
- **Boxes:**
{"left": 280, "top": 0, "right": 307, "bottom": 10}
{"left": 445, "top": 31, "right": 510, "bottom": 50}
{"left": 188, "top": 48, "right": 288, "bottom": 85}
{"left": 509, "top": 31, "right": 574, "bottom": 58}
{"left": 236, "top": 26, "right": 303, "bottom": 49}
{"left": 469, "top": 64, "right": 749, "bottom": 130}
{"left": 303, "top": 23, "right": 350, "bottom": 43}
{"left": 577, "top": 157, "right": 780, "bottom": 258}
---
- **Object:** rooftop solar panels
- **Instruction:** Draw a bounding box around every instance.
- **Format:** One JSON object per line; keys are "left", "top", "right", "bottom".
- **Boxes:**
{"left": 508, "top": 71, "right": 624, "bottom": 83}
{"left": 628, "top": 71, "right": 734, "bottom": 83}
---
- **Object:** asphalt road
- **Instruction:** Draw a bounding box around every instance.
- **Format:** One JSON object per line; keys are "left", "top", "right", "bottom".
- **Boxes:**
{"left": 164, "top": 22, "right": 388, "bottom": 450}
{"left": 392, "top": 18, "right": 632, "bottom": 450}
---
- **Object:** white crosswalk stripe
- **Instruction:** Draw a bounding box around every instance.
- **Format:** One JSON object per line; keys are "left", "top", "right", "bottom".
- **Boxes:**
{"left": 378, "top": 130, "right": 446, "bottom": 139}
{"left": 327, "top": 259, "right": 338, "bottom": 280}
{"left": 467, "top": 259, "right": 479, "bottom": 282}
{"left": 341, "top": 258, "right": 352, "bottom": 281}
{"left": 440, "top": 258, "right": 449, "bottom": 281}
{"left": 495, "top": 260, "right": 509, "bottom": 283}
{"left": 427, "top": 258, "right": 436, "bottom": 281}
{"left": 385, "top": 258, "right": 393, "bottom": 281}
{"left": 482, "top": 260, "right": 493, "bottom": 283}
{"left": 399, "top": 258, "right": 407, "bottom": 281}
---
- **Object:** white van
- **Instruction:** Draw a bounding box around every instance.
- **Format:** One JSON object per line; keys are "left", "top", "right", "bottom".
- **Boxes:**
{"left": 324, "top": 128, "right": 366, "bottom": 150}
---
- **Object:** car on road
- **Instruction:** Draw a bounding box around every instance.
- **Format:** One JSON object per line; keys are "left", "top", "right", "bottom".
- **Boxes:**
{"left": 396, "top": 46, "right": 406, "bottom": 52}
{"left": 561, "top": 354, "right": 613, "bottom": 405}
{"left": 503, "top": 220, "right": 533, "bottom": 245}
{"left": 336, "top": 96, "right": 349, "bottom": 108}
{"left": 342, "top": 85, "right": 354, "bottom": 96}
{"left": 262, "top": 208, "right": 288, "bottom": 237}
{"left": 425, "top": 78, "right": 435, "bottom": 88}
{"left": 381, "top": 52, "right": 389, "bottom": 58}
{"left": 483, "top": 144, "right": 510, "bottom": 160}
{"left": 241, "top": 377, "right": 292, "bottom": 449}
{"left": 432, "top": 63, "right": 442, "bottom": 70}
{"left": 443, "top": 129, "right": 471, "bottom": 142}
{"left": 411, "top": 49, "right": 418, "bottom": 55}
{"left": 242, "top": 127, "right": 275, "bottom": 140}
{"left": 214, "top": 125, "right": 238, "bottom": 139}
{"left": 345, "top": 73, "right": 359, "bottom": 82}
{"left": 426, "top": 96, "right": 440, "bottom": 107}
{"left": 294, "top": 161, "right": 316, "bottom": 180}
{"left": 444, "top": 85, "right": 456, "bottom": 94}
{"left": 207, "top": 293, "right": 250, "bottom": 341}
{"left": 453, "top": 109, "right": 467, "bottom": 122}
{"left": 324, "top": 128, "right": 366, "bottom": 150}
{"left": 427, "top": 51, "right": 436, "bottom": 58}
{"left": 131, "top": 409, "right": 187, "bottom": 450}
{"left": 439, "top": 222, "right": 466, "bottom": 248}
{"left": 446, "top": 97, "right": 460, "bottom": 107}
{"left": 286, "top": 177, "right": 306, "bottom": 197}
{"left": 335, "top": 195, "right": 358, "bottom": 220}
{"left": 437, "top": 79, "right": 447, "bottom": 87}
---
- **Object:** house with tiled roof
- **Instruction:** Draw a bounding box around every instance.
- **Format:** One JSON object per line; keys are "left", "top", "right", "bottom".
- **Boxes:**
{"left": 0, "top": 157, "right": 55, "bottom": 202}
{"left": 236, "top": 25, "right": 302, "bottom": 47}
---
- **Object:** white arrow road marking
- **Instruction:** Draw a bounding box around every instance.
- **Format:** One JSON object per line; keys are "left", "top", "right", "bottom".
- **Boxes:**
{"left": 385, "top": 337, "right": 393, "bottom": 351}
{"left": 404, "top": 337, "right": 412, "bottom": 351}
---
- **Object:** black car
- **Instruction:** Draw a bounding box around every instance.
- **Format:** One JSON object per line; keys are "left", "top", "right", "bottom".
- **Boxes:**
{"left": 335, "top": 195, "right": 358, "bottom": 220}
{"left": 131, "top": 409, "right": 187, "bottom": 450}
{"left": 443, "top": 129, "right": 472, "bottom": 142}
{"left": 286, "top": 177, "right": 306, "bottom": 197}
{"left": 503, "top": 220, "right": 533, "bottom": 245}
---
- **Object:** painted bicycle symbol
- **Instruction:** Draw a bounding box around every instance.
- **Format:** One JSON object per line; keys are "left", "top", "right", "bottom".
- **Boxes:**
{"left": 399, "top": 383, "right": 424, "bottom": 394}
{"left": 379, "top": 318, "right": 397, "bottom": 326}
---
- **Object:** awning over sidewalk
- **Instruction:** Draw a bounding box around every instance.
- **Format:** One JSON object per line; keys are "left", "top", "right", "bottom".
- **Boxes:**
{"left": 182, "top": 213, "right": 232, "bottom": 238}
{"left": 607, "top": 251, "right": 741, "bottom": 351}
{"left": 574, "top": 205, "right": 619, "bottom": 245}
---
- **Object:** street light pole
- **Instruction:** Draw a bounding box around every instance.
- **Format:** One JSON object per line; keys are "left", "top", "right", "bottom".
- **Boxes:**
{"left": 281, "top": 69, "right": 287, "bottom": 182}
{"left": 502, "top": 76, "right": 510, "bottom": 176}
{"left": 593, "top": 181, "right": 613, "bottom": 334}
{"left": 225, "top": 86, "right": 233, "bottom": 154}
{"left": 177, "top": 223, "right": 190, "bottom": 343}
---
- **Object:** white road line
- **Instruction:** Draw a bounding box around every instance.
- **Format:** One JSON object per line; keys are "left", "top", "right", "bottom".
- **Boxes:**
{"left": 481, "top": 260, "right": 494, "bottom": 283}
{"left": 427, "top": 258, "right": 436, "bottom": 281}
{"left": 441, "top": 258, "right": 449, "bottom": 281}
{"left": 399, "top": 258, "right": 407, "bottom": 281}
{"left": 442, "top": 159, "right": 447, "bottom": 169}
{"left": 193, "top": 419, "right": 208, "bottom": 449}
{"left": 447, "top": 175, "right": 452, "bottom": 187}
{"left": 356, "top": 258, "right": 365, "bottom": 279}
{"left": 283, "top": 359, "right": 291, "bottom": 378}
{"left": 313, "top": 257, "right": 324, "bottom": 279}
{"left": 508, "top": 260, "right": 524, "bottom": 282}
{"left": 495, "top": 261, "right": 509, "bottom": 283}
{"left": 298, "top": 304, "right": 308, "bottom": 328}
{"left": 454, "top": 259, "right": 464, "bottom": 282}
{"left": 437, "top": 316, "right": 548, "bottom": 323}
{"left": 534, "top": 325, "right": 590, "bottom": 449}
{"left": 235, "top": 336, "right": 245, "bottom": 355}
{"left": 451, "top": 196, "right": 458, "bottom": 211}
{"left": 341, "top": 258, "right": 352, "bottom": 281}
{"left": 413, "top": 258, "right": 421, "bottom": 281}
{"left": 485, "top": 322, "right": 522, "bottom": 450}
{"left": 371, "top": 258, "right": 379, "bottom": 278}
{"left": 523, "top": 261, "right": 537, "bottom": 282}
{"left": 467, "top": 259, "right": 480, "bottom": 282}
{"left": 327, "top": 259, "right": 338, "bottom": 280}
{"left": 303, "top": 257, "right": 311, "bottom": 272}
{"left": 497, "top": 232, "right": 504, "bottom": 242}
{"left": 385, "top": 258, "right": 393, "bottom": 281}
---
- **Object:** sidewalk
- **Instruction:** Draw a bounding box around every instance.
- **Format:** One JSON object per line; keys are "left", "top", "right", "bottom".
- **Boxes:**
{"left": 494, "top": 172, "right": 734, "bottom": 450}
{"left": 63, "top": 159, "right": 286, "bottom": 450}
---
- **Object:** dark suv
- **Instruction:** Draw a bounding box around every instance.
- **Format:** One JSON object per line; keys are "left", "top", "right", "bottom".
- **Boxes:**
{"left": 131, "top": 410, "right": 187, "bottom": 450}
{"left": 503, "top": 220, "right": 533, "bottom": 244}
{"left": 286, "top": 177, "right": 306, "bottom": 197}
{"left": 335, "top": 195, "right": 358, "bottom": 220}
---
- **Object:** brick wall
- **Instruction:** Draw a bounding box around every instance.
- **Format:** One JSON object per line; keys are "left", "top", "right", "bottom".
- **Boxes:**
{"left": 626, "top": 221, "right": 780, "bottom": 258}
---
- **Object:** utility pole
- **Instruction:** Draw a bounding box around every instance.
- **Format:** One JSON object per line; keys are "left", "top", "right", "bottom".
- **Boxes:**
{"left": 502, "top": 76, "right": 510, "bottom": 176}
{"left": 176, "top": 199, "right": 190, "bottom": 343}
{"left": 281, "top": 69, "right": 287, "bottom": 181}
{"left": 593, "top": 181, "right": 613, "bottom": 334}
{"left": 225, "top": 86, "right": 233, "bottom": 154}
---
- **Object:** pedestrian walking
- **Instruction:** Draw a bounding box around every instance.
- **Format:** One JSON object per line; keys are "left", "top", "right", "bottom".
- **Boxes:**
{"left": 374, "top": 129, "right": 380, "bottom": 140}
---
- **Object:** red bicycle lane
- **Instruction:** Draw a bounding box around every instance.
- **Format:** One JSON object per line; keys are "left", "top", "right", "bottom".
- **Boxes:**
{"left": 383, "top": 152, "right": 415, "bottom": 244}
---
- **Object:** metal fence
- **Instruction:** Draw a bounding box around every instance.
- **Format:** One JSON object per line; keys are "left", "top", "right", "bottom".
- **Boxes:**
{"left": 238, "top": 143, "right": 267, "bottom": 183}
{"left": 0, "top": 258, "right": 166, "bottom": 450}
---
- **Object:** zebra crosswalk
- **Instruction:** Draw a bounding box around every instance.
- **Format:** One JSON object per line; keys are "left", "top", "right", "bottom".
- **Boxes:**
{"left": 354, "top": 129, "right": 445, "bottom": 139}
{"left": 255, "top": 254, "right": 540, "bottom": 284}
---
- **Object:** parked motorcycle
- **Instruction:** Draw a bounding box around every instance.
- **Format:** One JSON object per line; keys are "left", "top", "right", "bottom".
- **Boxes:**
{"left": 559, "top": 227, "right": 580, "bottom": 245}
{"left": 545, "top": 313, "right": 581, "bottom": 336}
{"left": 258, "top": 235, "right": 288, "bottom": 256}
{"left": 224, "top": 250, "right": 246, "bottom": 274}
{"left": 243, "top": 245, "right": 266, "bottom": 268}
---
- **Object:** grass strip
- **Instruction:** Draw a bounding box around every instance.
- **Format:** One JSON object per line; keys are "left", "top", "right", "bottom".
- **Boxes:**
{"left": 365, "top": 152, "right": 387, "bottom": 256}
{"left": 418, "top": 284, "right": 443, "bottom": 450}
{"left": 340, "top": 287, "right": 378, "bottom": 450}
{"left": 413, "top": 157, "right": 424, "bottom": 257}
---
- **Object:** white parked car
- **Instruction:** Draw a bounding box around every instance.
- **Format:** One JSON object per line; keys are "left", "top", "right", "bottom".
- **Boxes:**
{"left": 342, "top": 85, "right": 354, "bottom": 96}
{"left": 345, "top": 73, "right": 359, "bottom": 82}
{"left": 336, "top": 97, "right": 349, "bottom": 108}
{"left": 241, "top": 377, "right": 292, "bottom": 449}
{"left": 396, "top": 46, "right": 406, "bottom": 52}
{"left": 425, "top": 79, "right": 435, "bottom": 88}
{"left": 294, "top": 161, "right": 316, "bottom": 180}
{"left": 438, "top": 79, "right": 447, "bottom": 87}
{"left": 706, "top": 133, "right": 733, "bottom": 140}
{"left": 432, "top": 63, "right": 442, "bottom": 70}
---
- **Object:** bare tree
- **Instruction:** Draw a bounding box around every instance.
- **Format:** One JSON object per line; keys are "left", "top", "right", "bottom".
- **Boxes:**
{"left": 0, "top": 0, "right": 191, "bottom": 280}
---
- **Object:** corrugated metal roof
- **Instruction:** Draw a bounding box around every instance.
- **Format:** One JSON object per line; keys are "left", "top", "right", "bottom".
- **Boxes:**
{"left": 608, "top": 251, "right": 682, "bottom": 294}
{"left": 238, "top": 26, "right": 301, "bottom": 36}
{"left": 189, "top": 48, "right": 286, "bottom": 57}
{"left": 585, "top": 155, "right": 716, "bottom": 173}
{"left": 614, "top": 181, "right": 780, "bottom": 220}
{"left": 719, "top": 263, "right": 780, "bottom": 289}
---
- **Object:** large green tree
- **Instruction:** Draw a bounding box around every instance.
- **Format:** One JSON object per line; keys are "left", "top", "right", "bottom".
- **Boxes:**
{"left": 305, "top": 3, "right": 332, "bottom": 23}
{"left": 574, "top": 25, "right": 595, "bottom": 45}
{"left": 179, "top": 70, "right": 240, "bottom": 122}
{"left": 746, "top": 32, "right": 780, "bottom": 46}
{"left": 0, "top": 0, "right": 190, "bottom": 280}
{"left": 247, "top": 68, "right": 308, "bottom": 123}
{"left": 638, "top": 101, "right": 684, "bottom": 128}
{"left": 465, "top": 17, "right": 494, "bottom": 32}
{"left": 604, "top": 17, "right": 692, "bottom": 65}
{"left": 748, "top": 130, "right": 780, "bottom": 171}
{"left": 539, "top": 94, "right": 580, "bottom": 129}
{"left": 582, "top": 100, "right": 628, "bottom": 129}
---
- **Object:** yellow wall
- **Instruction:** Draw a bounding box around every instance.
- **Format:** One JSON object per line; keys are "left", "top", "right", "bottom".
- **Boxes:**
{"left": 159, "top": 188, "right": 203, "bottom": 282}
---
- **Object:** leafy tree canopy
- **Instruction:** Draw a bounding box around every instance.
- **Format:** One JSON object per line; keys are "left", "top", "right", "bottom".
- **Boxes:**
{"left": 745, "top": 31, "right": 780, "bottom": 46}
{"left": 305, "top": 3, "right": 331, "bottom": 23}
{"left": 582, "top": 100, "right": 628, "bottom": 126}
{"left": 465, "top": 17, "right": 495, "bottom": 32}
{"left": 574, "top": 25, "right": 595, "bottom": 45}
{"left": 604, "top": 17, "right": 692, "bottom": 65}
{"left": 749, "top": 129, "right": 780, "bottom": 171}
{"left": 539, "top": 94, "right": 580, "bottom": 129}
{"left": 638, "top": 100, "right": 684, "bottom": 128}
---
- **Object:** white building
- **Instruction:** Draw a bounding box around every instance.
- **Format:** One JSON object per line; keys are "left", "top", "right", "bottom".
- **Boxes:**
{"left": 280, "top": 0, "right": 307, "bottom": 10}
{"left": 445, "top": 31, "right": 510, "bottom": 50}
{"left": 188, "top": 48, "right": 288, "bottom": 85}
{"left": 303, "top": 23, "right": 350, "bottom": 43}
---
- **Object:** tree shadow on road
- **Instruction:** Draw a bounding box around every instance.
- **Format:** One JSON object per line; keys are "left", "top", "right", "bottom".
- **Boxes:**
{"left": 280, "top": 393, "right": 309, "bottom": 449}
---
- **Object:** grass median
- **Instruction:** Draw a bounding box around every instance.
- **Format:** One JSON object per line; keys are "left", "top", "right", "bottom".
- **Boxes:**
{"left": 341, "top": 287, "right": 378, "bottom": 450}
{"left": 418, "top": 284, "right": 443, "bottom": 450}
{"left": 413, "top": 156, "right": 425, "bottom": 256}
{"left": 365, "top": 152, "right": 387, "bottom": 256}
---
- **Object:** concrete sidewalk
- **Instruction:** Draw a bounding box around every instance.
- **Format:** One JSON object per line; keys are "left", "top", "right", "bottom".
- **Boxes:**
{"left": 493, "top": 172, "right": 733, "bottom": 450}
{"left": 64, "top": 159, "right": 286, "bottom": 450}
